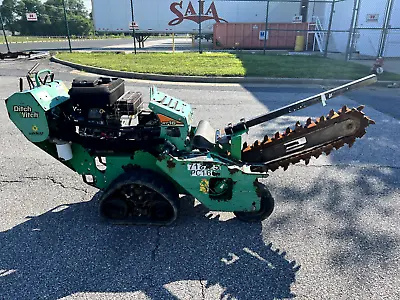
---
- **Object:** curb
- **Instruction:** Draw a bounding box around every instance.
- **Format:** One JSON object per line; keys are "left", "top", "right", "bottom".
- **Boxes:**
{"left": 50, "top": 56, "right": 399, "bottom": 86}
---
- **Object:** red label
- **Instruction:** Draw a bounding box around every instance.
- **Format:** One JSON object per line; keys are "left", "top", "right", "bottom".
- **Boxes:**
{"left": 168, "top": 1, "right": 227, "bottom": 26}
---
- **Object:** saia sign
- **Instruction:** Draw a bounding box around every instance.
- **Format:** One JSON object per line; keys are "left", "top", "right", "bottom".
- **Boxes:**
{"left": 168, "top": 1, "right": 227, "bottom": 26}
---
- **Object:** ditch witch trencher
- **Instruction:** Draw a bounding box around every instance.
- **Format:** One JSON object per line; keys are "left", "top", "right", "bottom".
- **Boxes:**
{"left": 5, "top": 64, "right": 377, "bottom": 225}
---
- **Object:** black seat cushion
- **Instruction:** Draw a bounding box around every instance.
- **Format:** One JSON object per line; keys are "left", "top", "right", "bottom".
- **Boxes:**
{"left": 193, "top": 120, "right": 216, "bottom": 150}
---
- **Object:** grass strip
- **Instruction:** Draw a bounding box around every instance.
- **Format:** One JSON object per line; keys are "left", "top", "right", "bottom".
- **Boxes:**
{"left": 56, "top": 52, "right": 400, "bottom": 81}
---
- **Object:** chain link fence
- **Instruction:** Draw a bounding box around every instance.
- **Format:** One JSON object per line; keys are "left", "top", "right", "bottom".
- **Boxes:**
{"left": 1, "top": 0, "right": 399, "bottom": 61}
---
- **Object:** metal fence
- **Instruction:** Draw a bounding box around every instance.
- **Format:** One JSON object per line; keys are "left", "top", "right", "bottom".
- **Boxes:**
{"left": 1, "top": 0, "right": 399, "bottom": 61}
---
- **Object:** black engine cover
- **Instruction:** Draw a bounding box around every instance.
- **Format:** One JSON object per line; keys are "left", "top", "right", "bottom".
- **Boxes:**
{"left": 69, "top": 77, "right": 125, "bottom": 111}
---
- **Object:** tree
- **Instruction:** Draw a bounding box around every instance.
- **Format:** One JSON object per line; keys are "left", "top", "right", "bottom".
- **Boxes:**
{"left": 0, "top": 0, "right": 18, "bottom": 35}
{"left": 14, "top": 0, "right": 47, "bottom": 35}
{"left": 43, "top": 0, "right": 93, "bottom": 36}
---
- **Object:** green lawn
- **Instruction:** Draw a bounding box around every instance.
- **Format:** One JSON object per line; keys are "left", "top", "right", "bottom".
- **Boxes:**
{"left": 55, "top": 52, "right": 400, "bottom": 80}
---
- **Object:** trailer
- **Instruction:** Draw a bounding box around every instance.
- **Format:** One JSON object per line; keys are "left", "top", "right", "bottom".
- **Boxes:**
{"left": 91, "top": 0, "right": 302, "bottom": 35}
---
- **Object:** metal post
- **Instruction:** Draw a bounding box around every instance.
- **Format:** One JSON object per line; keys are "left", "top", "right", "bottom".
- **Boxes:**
{"left": 62, "top": 0, "right": 72, "bottom": 53}
{"left": 0, "top": 11, "right": 10, "bottom": 52}
{"left": 263, "top": 0, "right": 270, "bottom": 55}
{"left": 198, "top": 0, "right": 203, "bottom": 54}
{"left": 378, "top": 0, "right": 394, "bottom": 58}
{"left": 345, "top": 0, "right": 359, "bottom": 61}
{"left": 349, "top": 0, "right": 361, "bottom": 60}
{"left": 172, "top": 33, "right": 175, "bottom": 53}
{"left": 130, "top": 0, "right": 137, "bottom": 54}
{"left": 324, "top": 0, "right": 336, "bottom": 58}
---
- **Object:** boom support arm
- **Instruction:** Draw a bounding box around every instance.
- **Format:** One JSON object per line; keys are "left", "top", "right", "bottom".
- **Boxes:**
{"left": 224, "top": 75, "right": 377, "bottom": 135}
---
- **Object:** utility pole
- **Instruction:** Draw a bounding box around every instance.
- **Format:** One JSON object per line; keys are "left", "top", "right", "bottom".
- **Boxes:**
{"left": 0, "top": 11, "right": 10, "bottom": 53}
{"left": 263, "top": 0, "right": 270, "bottom": 55}
{"left": 324, "top": 0, "right": 336, "bottom": 58}
{"left": 62, "top": 0, "right": 72, "bottom": 53}
{"left": 130, "top": 0, "right": 137, "bottom": 54}
{"left": 198, "top": 0, "right": 204, "bottom": 54}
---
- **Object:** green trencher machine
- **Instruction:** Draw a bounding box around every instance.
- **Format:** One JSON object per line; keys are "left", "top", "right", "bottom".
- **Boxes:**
{"left": 5, "top": 64, "right": 377, "bottom": 225}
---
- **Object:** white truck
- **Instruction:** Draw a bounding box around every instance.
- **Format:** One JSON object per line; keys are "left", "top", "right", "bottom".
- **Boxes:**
{"left": 91, "top": 0, "right": 303, "bottom": 34}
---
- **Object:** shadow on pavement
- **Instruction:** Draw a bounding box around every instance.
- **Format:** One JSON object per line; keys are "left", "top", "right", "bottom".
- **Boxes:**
{"left": 240, "top": 82, "right": 400, "bottom": 273}
{"left": 0, "top": 193, "right": 300, "bottom": 299}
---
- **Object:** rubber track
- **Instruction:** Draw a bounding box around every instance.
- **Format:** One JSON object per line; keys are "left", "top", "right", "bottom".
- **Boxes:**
{"left": 241, "top": 105, "right": 375, "bottom": 172}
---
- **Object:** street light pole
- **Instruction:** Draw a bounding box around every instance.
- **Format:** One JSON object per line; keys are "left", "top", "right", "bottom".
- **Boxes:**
{"left": 0, "top": 11, "right": 10, "bottom": 53}
{"left": 130, "top": 0, "right": 137, "bottom": 54}
{"left": 62, "top": 0, "right": 72, "bottom": 53}
{"left": 198, "top": 0, "right": 204, "bottom": 54}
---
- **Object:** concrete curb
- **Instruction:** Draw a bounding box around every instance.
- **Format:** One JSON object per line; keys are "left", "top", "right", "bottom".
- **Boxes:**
{"left": 51, "top": 56, "right": 399, "bottom": 86}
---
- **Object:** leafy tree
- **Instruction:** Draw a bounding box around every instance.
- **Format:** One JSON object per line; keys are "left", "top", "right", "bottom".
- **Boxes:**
{"left": 43, "top": 0, "right": 93, "bottom": 36}
{"left": 3, "top": 0, "right": 93, "bottom": 36}
{"left": 0, "top": 0, "right": 18, "bottom": 35}
{"left": 14, "top": 0, "right": 47, "bottom": 35}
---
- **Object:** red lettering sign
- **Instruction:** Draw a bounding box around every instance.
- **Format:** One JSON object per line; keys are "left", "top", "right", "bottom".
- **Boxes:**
{"left": 169, "top": 1, "right": 227, "bottom": 26}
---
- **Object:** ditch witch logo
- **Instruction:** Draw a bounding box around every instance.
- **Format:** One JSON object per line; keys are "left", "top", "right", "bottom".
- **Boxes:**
{"left": 169, "top": 1, "right": 227, "bottom": 26}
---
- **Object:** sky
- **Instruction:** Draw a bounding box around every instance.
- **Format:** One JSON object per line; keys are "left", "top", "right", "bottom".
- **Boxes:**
{"left": 83, "top": 0, "right": 92, "bottom": 12}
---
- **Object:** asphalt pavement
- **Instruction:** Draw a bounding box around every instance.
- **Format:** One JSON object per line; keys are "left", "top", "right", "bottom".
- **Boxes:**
{"left": 0, "top": 58, "right": 399, "bottom": 300}
{"left": 0, "top": 37, "right": 211, "bottom": 53}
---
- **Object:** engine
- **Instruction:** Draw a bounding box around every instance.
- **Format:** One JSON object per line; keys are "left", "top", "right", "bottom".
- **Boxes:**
{"left": 68, "top": 77, "right": 144, "bottom": 138}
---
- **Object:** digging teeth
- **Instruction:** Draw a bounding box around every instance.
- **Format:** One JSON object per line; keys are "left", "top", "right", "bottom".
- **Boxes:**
{"left": 295, "top": 121, "right": 301, "bottom": 127}
{"left": 357, "top": 105, "right": 365, "bottom": 112}
{"left": 368, "top": 119, "right": 376, "bottom": 125}
{"left": 285, "top": 127, "right": 292, "bottom": 135}
{"left": 305, "top": 118, "right": 312, "bottom": 127}
{"left": 304, "top": 158, "right": 310, "bottom": 165}
{"left": 274, "top": 132, "right": 280, "bottom": 140}
{"left": 329, "top": 109, "right": 335, "bottom": 118}
{"left": 242, "top": 142, "right": 248, "bottom": 150}
{"left": 319, "top": 116, "right": 326, "bottom": 122}
{"left": 254, "top": 140, "right": 259, "bottom": 147}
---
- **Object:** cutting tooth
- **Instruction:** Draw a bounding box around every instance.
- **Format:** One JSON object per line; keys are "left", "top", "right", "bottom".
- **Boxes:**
{"left": 358, "top": 129, "right": 367, "bottom": 138}
{"left": 368, "top": 119, "right": 376, "bottom": 125}
{"left": 340, "top": 105, "right": 349, "bottom": 114}
{"left": 347, "top": 137, "right": 356, "bottom": 148}
{"left": 274, "top": 132, "right": 280, "bottom": 140}
{"left": 324, "top": 145, "right": 334, "bottom": 155}
{"left": 295, "top": 121, "right": 301, "bottom": 127}
{"left": 319, "top": 116, "right": 326, "bottom": 122}
{"left": 263, "top": 135, "right": 269, "bottom": 143}
{"left": 285, "top": 127, "right": 291, "bottom": 135}
{"left": 304, "top": 158, "right": 310, "bottom": 165}
{"left": 242, "top": 142, "right": 248, "bottom": 150}
{"left": 254, "top": 140, "right": 259, "bottom": 147}
{"left": 305, "top": 118, "right": 312, "bottom": 127}
{"left": 357, "top": 105, "right": 365, "bottom": 112}
{"left": 329, "top": 109, "right": 335, "bottom": 118}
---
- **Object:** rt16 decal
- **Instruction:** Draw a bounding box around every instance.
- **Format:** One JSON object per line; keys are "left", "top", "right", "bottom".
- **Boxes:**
{"left": 188, "top": 163, "right": 221, "bottom": 177}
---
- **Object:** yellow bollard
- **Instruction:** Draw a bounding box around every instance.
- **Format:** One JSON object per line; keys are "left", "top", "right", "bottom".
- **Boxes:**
{"left": 295, "top": 35, "right": 305, "bottom": 52}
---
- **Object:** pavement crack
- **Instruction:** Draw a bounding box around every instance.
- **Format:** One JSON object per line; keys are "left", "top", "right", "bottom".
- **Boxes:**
{"left": 0, "top": 176, "right": 89, "bottom": 193}
{"left": 0, "top": 180, "right": 24, "bottom": 184}
{"left": 151, "top": 227, "right": 161, "bottom": 262}
{"left": 198, "top": 274, "right": 206, "bottom": 300}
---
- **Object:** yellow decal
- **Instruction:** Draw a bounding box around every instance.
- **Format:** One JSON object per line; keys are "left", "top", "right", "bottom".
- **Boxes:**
{"left": 200, "top": 179, "right": 209, "bottom": 194}
{"left": 32, "top": 125, "right": 39, "bottom": 132}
